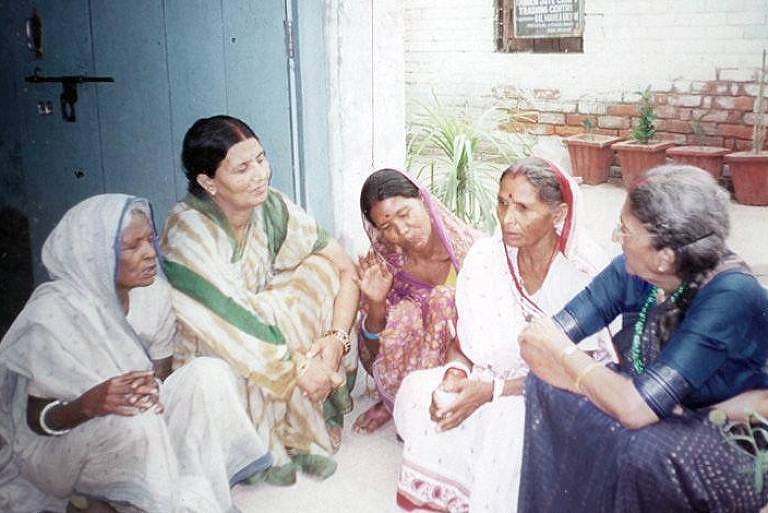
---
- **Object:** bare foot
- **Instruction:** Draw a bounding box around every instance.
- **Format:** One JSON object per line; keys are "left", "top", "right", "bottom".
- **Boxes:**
{"left": 353, "top": 401, "right": 392, "bottom": 433}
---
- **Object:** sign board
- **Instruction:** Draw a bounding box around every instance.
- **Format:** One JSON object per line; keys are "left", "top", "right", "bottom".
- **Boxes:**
{"left": 514, "top": 0, "right": 584, "bottom": 39}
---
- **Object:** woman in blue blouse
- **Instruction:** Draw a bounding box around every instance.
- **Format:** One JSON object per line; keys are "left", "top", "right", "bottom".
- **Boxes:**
{"left": 518, "top": 164, "right": 768, "bottom": 513}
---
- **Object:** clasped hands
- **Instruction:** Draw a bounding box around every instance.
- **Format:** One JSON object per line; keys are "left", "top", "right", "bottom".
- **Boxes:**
{"left": 297, "top": 334, "right": 346, "bottom": 403}
{"left": 79, "top": 370, "right": 163, "bottom": 418}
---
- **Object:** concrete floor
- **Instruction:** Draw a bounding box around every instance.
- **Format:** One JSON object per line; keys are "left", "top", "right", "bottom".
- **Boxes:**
{"left": 233, "top": 180, "right": 767, "bottom": 512}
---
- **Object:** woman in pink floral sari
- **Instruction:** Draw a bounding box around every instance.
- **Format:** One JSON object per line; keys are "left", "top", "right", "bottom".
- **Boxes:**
{"left": 354, "top": 169, "right": 480, "bottom": 432}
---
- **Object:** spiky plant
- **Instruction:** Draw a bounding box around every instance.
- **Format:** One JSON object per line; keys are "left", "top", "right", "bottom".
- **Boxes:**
{"left": 407, "top": 97, "right": 530, "bottom": 233}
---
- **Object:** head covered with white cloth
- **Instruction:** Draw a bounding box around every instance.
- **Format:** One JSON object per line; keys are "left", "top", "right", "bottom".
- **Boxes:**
{"left": 0, "top": 194, "right": 174, "bottom": 511}
{"left": 456, "top": 157, "right": 613, "bottom": 379}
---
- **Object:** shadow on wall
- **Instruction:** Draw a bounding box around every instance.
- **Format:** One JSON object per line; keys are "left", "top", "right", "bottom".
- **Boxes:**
{"left": 0, "top": 206, "right": 33, "bottom": 339}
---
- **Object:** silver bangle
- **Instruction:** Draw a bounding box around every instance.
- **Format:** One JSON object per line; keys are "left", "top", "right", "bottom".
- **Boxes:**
{"left": 39, "top": 399, "right": 71, "bottom": 436}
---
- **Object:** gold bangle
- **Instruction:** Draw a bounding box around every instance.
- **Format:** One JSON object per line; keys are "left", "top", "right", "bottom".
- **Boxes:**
{"left": 574, "top": 361, "right": 602, "bottom": 394}
{"left": 323, "top": 329, "right": 351, "bottom": 354}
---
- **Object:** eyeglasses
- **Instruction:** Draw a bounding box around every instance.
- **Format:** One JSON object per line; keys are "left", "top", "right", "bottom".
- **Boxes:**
{"left": 612, "top": 222, "right": 637, "bottom": 243}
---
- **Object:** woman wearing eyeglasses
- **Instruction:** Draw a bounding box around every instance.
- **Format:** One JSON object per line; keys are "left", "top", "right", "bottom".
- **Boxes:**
{"left": 518, "top": 164, "right": 768, "bottom": 512}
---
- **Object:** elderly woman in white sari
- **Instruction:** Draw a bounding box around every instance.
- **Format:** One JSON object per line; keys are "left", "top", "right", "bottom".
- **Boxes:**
{"left": 393, "top": 158, "right": 614, "bottom": 513}
{"left": 0, "top": 194, "right": 270, "bottom": 513}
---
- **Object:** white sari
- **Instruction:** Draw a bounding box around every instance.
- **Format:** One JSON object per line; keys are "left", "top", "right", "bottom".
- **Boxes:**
{"left": 394, "top": 165, "right": 614, "bottom": 513}
{"left": 0, "top": 194, "right": 270, "bottom": 513}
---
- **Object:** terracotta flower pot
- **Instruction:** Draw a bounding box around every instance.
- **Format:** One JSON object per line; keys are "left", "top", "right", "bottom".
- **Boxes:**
{"left": 612, "top": 140, "right": 676, "bottom": 188}
{"left": 666, "top": 146, "right": 730, "bottom": 179}
{"left": 563, "top": 134, "right": 624, "bottom": 185}
{"left": 724, "top": 151, "right": 768, "bottom": 206}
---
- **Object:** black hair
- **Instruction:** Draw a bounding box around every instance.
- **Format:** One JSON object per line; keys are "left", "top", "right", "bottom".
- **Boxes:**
{"left": 359, "top": 169, "right": 420, "bottom": 225}
{"left": 181, "top": 115, "right": 259, "bottom": 197}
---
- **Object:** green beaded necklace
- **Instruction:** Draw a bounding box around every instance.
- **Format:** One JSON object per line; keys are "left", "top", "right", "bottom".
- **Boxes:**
{"left": 631, "top": 283, "right": 688, "bottom": 374}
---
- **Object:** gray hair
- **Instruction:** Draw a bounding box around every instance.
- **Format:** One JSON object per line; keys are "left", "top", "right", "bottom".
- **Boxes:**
{"left": 500, "top": 157, "right": 564, "bottom": 209}
{"left": 629, "top": 164, "right": 730, "bottom": 280}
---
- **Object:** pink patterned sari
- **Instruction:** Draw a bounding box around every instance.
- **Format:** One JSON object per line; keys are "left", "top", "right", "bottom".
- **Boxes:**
{"left": 358, "top": 171, "right": 480, "bottom": 412}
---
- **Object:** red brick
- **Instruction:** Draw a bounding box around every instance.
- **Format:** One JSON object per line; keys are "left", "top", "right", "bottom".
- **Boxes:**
{"left": 655, "top": 132, "right": 688, "bottom": 144}
{"left": 657, "top": 119, "right": 693, "bottom": 134}
{"left": 726, "top": 110, "right": 744, "bottom": 123}
{"left": 594, "top": 128, "right": 619, "bottom": 137}
{"left": 607, "top": 104, "right": 639, "bottom": 117}
{"left": 566, "top": 113, "right": 590, "bottom": 126}
{"left": 723, "top": 137, "right": 736, "bottom": 150}
{"left": 701, "top": 96, "right": 713, "bottom": 109}
{"left": 733, "top": 139, "right": 753, "bottom": 151}
{"left": 554, "top": 125, "right": 584, "bottom": 137}
{"left": 733, "top": 96, "right": 755, "bottom": 111}
{"left": 668, "top": 95, "right": 702, "bottom": 108}
{"left": 685, "top": 135, "right": 724, "bottom": 146}
{"left": 719, "top": 124, "right": 755, "bottom": 139}
{"left": 737, "top": 83, "right": 760, "bottom": 96}
{"left": 539, "top": 112, "right": 566, "bottom": 125}
{"left": 499, "top": 120, "right": 532, "bottom": 133}
{"left": 690, "top": 109, "right": 729, "bottom": 123}
{"left": 655, "top": 105, "right": 679, "bottom": 119}
{"left": 678, "top": 108, "right": 693, "bottom": 121}
{"left": 654, "top": 93, "right": 668, "bottom": 105}
{"left": 598, "top": 115, "right": 630, "bottom": 129}
{"left": 699, "top": 122, "right": 719, "bottom": 136}
{"left": 744, "top": 112, "right": 768, "bottom": 126}
{"left": 529, "top": 124, "right": 555, "bottom": 135}
{"left": 701, "top": 81, "right": 734, "bottom": 96}
{"left": 618, "top": 129, "right": 633, "bottom": 138}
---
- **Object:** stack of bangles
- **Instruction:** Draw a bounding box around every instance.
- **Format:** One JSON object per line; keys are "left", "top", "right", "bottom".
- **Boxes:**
{"left": 323, "top": 328, "right": 352, "bottom": 354}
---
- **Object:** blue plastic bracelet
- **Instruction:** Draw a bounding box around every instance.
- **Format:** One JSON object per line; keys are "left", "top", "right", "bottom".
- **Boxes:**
{"left": 360, "top": 317, "right": 381, "bottom": 341}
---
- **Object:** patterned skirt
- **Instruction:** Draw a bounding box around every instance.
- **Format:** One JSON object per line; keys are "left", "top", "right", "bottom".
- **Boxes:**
{"left": 518, "top": 375, "right": 768, "bottom": 513}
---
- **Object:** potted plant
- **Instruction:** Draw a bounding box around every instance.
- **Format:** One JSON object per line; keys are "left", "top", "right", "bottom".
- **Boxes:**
{"left": 666, "top": 113, "right": 730, "bottom": 179}
{"left": 611, "top": 86, "right": 676, "bottom": 187}
{"left": 562, "top": 117, "right": 624, "bottom": 185}
{"left": 725, "top": 49, "right": 768, "bottom": 206}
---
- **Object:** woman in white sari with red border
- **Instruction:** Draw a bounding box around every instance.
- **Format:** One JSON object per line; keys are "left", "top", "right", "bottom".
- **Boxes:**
{"left": 393, "top": 157, "right": 614, "bottom": 513}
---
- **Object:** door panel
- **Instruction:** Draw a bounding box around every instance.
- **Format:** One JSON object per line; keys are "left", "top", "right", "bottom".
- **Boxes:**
{"left": 90, "top": 0, "right": 177, "bottom": 229}
{"left": 16, "top": 1, "right": 105, "bottom": 278}
{"left": 164, "top": 0, "right": 229, "bottom": 200}
{"left": 8, "top": 0, "right": 299, "bottom": 282}
{"left": 223, "top": 0, "right": 294, "bottom": 197}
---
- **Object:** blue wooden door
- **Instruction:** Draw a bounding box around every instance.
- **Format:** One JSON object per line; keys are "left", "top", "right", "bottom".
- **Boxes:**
{"left": 11, "top": 1, "right": 296, "bottom": 282}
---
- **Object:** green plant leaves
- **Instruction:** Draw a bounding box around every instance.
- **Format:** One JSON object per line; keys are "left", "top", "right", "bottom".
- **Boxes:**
{"left": 407, "top": 97, "right": 529, "bottom": 232}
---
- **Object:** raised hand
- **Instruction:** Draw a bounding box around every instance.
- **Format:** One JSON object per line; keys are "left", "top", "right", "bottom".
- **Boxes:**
{"left": 355, "top": 253, "right": 394, "bottom": 304}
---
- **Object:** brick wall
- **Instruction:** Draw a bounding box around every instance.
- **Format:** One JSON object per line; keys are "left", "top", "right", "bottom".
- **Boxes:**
{"left": 404, "top": 0, "right": 768, "bottom": 152}
{"left": 498, "top": 77, "right": 766, "bottom": 151}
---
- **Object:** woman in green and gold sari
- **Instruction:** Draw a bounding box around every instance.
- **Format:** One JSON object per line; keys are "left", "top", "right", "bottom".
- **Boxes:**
{"left": 162, "top": 115, "right": 359, "bottom": 485}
